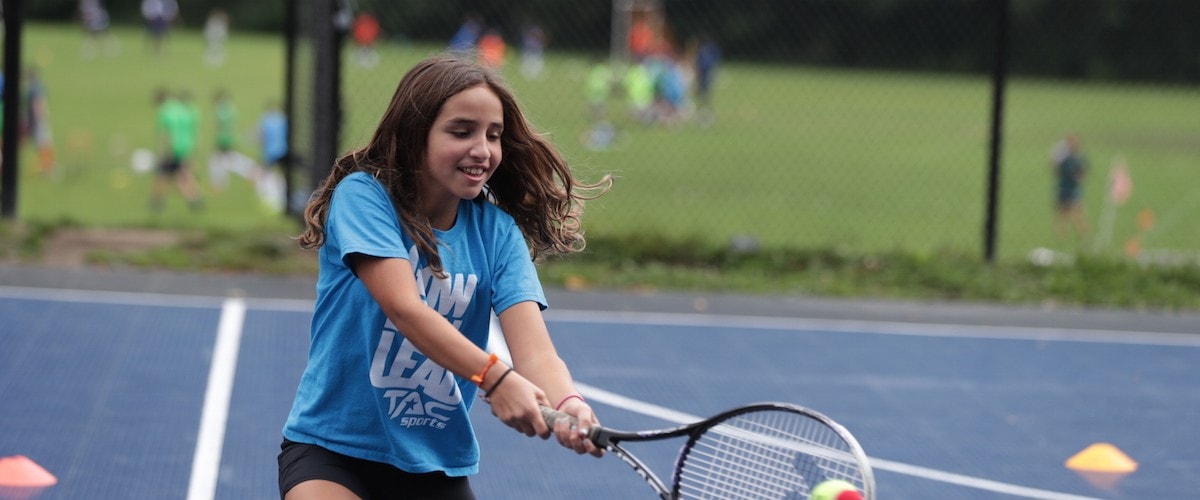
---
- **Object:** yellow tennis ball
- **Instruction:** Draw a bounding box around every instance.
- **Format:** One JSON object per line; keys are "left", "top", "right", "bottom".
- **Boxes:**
{"left": 809, "top": 479, "right": 862, "bottom": 500}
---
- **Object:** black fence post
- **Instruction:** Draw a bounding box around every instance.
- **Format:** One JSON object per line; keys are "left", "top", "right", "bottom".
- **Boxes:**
{"left": 310, "top": 0, "right": 347, "bottom": 197}
{"left": 282, "top": 0, "right": 298, "bottom": 217}
{"left": 984, "top": 0, "right": 1010, "bottom": 263}
{"left": 1, "top": 0, "right": 23, "bottom": 219}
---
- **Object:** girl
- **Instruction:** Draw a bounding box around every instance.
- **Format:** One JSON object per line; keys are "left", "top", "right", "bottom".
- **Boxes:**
{"left": 279, "top": 55, "right": 611, "bottom": 499}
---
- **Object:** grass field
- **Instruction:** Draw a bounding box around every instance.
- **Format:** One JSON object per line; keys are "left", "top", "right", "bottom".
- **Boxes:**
{"left": 456, "top": 48, "right": 1197, "bottom": 262}
{"left": 11, "top": 23, "right": 289, "bottom": 232}
{"left": 12, "top": 22, "right": 1200, "bottom": 254}
{"left": 5, "top": 22, "right": 1199, "bottom": 309}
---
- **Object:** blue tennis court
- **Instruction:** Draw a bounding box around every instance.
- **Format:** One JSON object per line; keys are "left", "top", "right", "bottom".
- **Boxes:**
{"left": 1, "top": 268, "right": 1198, "bottom": 499}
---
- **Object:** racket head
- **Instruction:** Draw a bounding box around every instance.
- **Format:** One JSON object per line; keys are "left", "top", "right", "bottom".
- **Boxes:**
{"left": 671, "top": 402, "right": 874, "bottom": 500}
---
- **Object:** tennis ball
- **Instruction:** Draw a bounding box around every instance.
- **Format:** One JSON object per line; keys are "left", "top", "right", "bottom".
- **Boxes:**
{"left": 809, "top": 479, "right": 862, "bottom": 500}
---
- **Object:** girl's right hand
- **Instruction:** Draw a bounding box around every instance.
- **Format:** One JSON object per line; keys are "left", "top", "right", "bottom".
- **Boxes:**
{"left": 484, "top": 369, "right": 551, "bottom": 438}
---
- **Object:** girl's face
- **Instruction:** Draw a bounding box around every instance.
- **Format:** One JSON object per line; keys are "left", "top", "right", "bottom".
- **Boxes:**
{"left": 420, "top": 84, "right": 504, "bottom": 224}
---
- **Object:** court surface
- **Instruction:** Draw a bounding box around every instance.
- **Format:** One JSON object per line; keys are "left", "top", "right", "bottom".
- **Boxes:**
{"left": 2, "top": 265, "right": 1198, "bottom": 499}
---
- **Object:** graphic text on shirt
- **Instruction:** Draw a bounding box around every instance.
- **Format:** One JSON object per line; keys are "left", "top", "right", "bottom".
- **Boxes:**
{"left": 367, "top": 245, "right": 480, "bottom": 429}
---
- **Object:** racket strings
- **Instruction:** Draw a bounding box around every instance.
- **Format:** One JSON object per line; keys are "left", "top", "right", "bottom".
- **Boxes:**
{"left": 674, "top": 409, "right": 866, "bottom": 500}
{"left": 679, "top": 432, "right": 808, "bottom": 498}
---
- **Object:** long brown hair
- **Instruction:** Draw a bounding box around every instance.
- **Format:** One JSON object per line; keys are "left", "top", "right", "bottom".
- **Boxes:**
{"left": 297, "top": 55, "right": 611, "bottom": 276}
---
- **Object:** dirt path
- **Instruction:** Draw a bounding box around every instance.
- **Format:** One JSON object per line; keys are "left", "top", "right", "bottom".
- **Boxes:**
{"left": 39, "top": 228, "right": 183, "bottom": 268}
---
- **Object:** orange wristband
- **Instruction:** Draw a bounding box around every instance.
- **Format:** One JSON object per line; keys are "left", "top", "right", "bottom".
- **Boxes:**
{"left": 470, "top": 353, "right": 499, "bottom": 386}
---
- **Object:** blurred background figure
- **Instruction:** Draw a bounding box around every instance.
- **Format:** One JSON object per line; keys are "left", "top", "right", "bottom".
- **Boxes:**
{"left": 628, "top": 17, "right": 654, "bottom": 61}
{"left": 141, "top": 0, "right": 178, "bottom": 57}
{"left": 477, "top": 28, "right": 506, "bottom": 69}
{"left": 207, "top": 88, "right": 250, "bottom": 191}
{"left": 1049, "top": 133, "right": 1089, "bottom": 242}
{"left": 583, "top": 57, "right": 617, "bottom": 151}
{"left": 519, "top": 21, "right": 546, "bottom": 79}
{"left": 257, "top": 100, "right": 288, "bottom": 213}
{"left": 622, "top": 60, "right": 654, "bottom": 124}
{"left": 151, "top": 88, "right": 204, "bottom": 212}
{"left": 23, "top": 67, "right": 57, "bottom": 177}
{"left": 351, "top": 10, "right": 381, "bottom": 69}
{"left": 691, "top": 34, "right": 720, "bottom": 126}
{"left": 203, "top": 8, "right": 230, "bottom": 66}
{"left": 648, "top": 51, "right": 688, "bottom": 127}
{"left": 585, "top": 57, "right": 613, "bottom": 122}
{"left": 448, "top": 12, "right": 482, "bottom": 54}
{"left": 79, "top": 0, "right": 120, "bottom": 59}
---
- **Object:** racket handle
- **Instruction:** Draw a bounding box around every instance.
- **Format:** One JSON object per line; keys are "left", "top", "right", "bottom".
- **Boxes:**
{"left": 539, "top": 405, "right": 605, "bottom": 445}
{"left": 539, "top": 405, "right": 572, "bottom": 429}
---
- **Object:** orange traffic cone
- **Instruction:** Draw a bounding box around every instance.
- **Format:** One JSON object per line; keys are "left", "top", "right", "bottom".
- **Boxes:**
{"left": 1066, "top": 443, "right": 1137, "bottom": 491}
{"left": 0, "top": 456, "right": 57, "bottom": 499}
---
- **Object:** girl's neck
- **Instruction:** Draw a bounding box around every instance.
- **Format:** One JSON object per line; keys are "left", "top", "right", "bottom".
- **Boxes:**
{"left": 423, "top": 199, "right": 459, "bottom": 231}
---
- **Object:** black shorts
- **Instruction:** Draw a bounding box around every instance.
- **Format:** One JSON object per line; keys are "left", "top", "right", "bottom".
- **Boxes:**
{"left": 157, "top": 156, "right": 182, "bottom": 176}
{"left": 277, "top": 438, "right": 475, "bottom": 500}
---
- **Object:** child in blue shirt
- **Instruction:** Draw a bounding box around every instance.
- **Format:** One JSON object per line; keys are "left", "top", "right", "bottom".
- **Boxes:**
{"left": 280, "top": 55, "right": 611, "bottom": 499}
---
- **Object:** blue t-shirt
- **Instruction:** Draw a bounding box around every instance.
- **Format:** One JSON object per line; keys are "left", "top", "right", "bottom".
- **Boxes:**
{"left": 259, "top": 110, "right": 288, "bottom": 165}
{"left": 283, "top": 172, "right": 546, "bottom": 476}
{"left": 1057, "top": 154, "right": 1086, "bottom": 202}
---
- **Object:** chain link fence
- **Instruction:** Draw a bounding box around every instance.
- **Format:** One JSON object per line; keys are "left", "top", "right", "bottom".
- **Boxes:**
{"left": 287, "top": 0, "right": 1200, "bottom": 264}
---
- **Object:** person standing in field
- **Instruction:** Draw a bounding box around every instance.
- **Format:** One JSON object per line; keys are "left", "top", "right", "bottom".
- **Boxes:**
{"left": 256, "top": 100, "right": 288, "bottom": 213}
{"left": 278, "top": 55, "right": 610, "bottom": 499}
{"left": 584, "top": 57, "right": 613, "bottom": 122}
{"left": 629, "top": 18, "right": 654, "bottom": 61}
{"left": 258, "top": 101, "right": 288, "bottom": 170}
{"left": 207, "top": 88, "right": 243, "bottom": 191}
{"left": 448, "top": 13, "right": 482, "bottom": 54}
{"left": 141, "top": 0, "right": 178, "bottom": 57}
{"left": 477, "top": 29, "right": 507, "bottom": 69}
{"left": 351, "top": 11, "right": 382, "bottom": 68}
{"left": 622, "top": 61, "right": 655, "bottom": 124}
{"left": 203, "top": 8, "right": 230, "bottom": 66}
{"left": 1050, "top": 133, "right": 1089, "bottom": 241}
{"left": 150, "top": 88, "right": 204, "bottom": 212}
{"left": 519, "top": 22, "right": 546, "bottom": 79}
{"left": 79, "top": 0, "right": 120, "bottom": 59}
{"left": 583, "top": 57, "right": 617, "bottom": 150}
{"left": 23, "top": 67, "right": 57, "bottom": 176}
{"left": 692, "top": 34, "right": 721, "bottom": 126}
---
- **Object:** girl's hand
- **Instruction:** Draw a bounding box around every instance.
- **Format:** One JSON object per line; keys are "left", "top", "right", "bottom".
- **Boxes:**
{"left": 485, "top": 370, "right": 551, "bottom": 438}
{"left": 552, "top": 398, "right": 605, "bottom": 457}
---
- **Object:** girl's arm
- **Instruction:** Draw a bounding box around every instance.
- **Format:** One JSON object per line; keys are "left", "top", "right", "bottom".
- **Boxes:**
{"left": 350, "top": 254, "right": 552, "bottom": 438}
{"left": 498, "top": 301, "right": 604, "bottom": 457}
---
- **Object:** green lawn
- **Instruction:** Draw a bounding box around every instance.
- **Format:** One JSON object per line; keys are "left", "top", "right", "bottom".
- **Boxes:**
{"left": 342, "top": 44, "right": 1200, "bottom": 262}
{"left": 5, "top": 23, "right": 1199, "bottom": 310}
{"left": 12, "top": 22, "right": 1199, "bottom": 259}
{"left": 12, "top": 23, "right": 289, "bottom": 232}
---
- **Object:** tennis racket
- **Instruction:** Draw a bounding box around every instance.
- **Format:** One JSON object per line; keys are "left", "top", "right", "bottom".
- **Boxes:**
{"left": 541, "top": 402, "right": 875, "bottom": 500}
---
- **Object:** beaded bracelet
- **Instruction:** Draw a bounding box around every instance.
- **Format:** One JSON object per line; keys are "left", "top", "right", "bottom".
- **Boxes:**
{"left": 470, "top": 353, "right": 499, "bottom": 387}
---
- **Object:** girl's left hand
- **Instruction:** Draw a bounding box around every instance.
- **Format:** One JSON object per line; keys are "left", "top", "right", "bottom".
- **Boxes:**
{"left": 551, "top": 399, "right": 605, "bottom": 457}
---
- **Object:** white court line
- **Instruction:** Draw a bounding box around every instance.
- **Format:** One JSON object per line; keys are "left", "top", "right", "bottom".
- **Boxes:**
{"left": 487, "top": 315, "right": 1113, "bottom": 500}
{"left": 4, "top": 285, "right": 1195, "bottom": 346}
{"left": 2, "top": 285, "right": 1158, "bottom": 499}
{"left": 0, "top": 285, "right": 226, "bottom": 308}
{"left": 543, "top": 308, "right": 1200, "bottom": 347}
{"left": 186, "top": 297, "right": 246, "bottom": 500}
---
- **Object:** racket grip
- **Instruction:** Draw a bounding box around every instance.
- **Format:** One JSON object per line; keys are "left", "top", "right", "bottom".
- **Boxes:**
{"left": 539, "top": 406, "right": 604, "bottom": 445}
{"left": 539, "top": 405, "right": 572, "bottom": 429}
